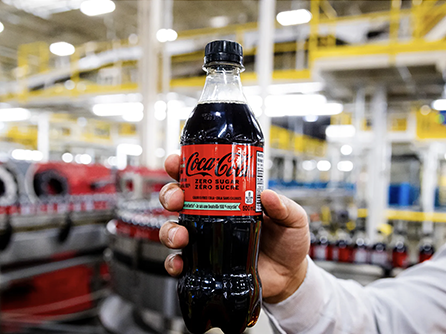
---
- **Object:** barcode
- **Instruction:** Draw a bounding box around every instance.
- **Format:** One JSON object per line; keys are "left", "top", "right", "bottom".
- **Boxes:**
{"left": 256, "top": 151, "right": 264, "bottom": 212}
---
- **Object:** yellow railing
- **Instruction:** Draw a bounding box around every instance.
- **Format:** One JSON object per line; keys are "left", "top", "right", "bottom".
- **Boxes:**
{"left": 358, "top": 208, "right": 446, "bottom": 223}
{"left": 311, "top": 0, "right": 446, "bottom": 61}
{"left": 4, "top": 0, "right": 446, "bottom": 102}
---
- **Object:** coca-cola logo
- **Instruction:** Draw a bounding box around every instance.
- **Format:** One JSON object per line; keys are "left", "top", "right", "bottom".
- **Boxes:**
{"left": 185, "top": 151, "right": 253, "bottom": 178}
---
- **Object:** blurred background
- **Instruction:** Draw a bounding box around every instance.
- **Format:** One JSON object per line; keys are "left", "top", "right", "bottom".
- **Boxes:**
{"left": 1, "top": 0, "right": 446, "bottom": 333}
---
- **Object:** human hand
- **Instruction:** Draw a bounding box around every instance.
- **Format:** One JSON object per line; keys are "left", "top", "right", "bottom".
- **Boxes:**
{"left": 159, "top": 154, "right": 309, "bottom": 304}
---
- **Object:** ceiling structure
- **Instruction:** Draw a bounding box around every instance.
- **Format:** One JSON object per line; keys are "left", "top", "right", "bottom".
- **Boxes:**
{"left": 0, "top": 1, "right": 408, "bottom": 60}
{"left": 1, "top": 0, "right": 445, "bottom": 116}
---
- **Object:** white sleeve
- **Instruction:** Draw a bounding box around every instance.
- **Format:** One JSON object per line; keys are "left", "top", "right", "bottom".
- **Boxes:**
{"left": 263, "top": 245, "right": 446, "bottom": 334}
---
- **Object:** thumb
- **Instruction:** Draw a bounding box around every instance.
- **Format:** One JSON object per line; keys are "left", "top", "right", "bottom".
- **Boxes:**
{"left": 261, "top": 190, "right": 308, "bottom": 229}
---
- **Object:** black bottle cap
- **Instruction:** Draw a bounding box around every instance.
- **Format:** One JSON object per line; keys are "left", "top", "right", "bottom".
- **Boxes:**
{"left": 204, "top": 40, "right": 243, "bottom": 66}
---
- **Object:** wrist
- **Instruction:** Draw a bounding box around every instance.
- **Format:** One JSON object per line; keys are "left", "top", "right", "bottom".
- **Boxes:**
{"left": 263, "top": 257, "right": 308, "bottom": 304}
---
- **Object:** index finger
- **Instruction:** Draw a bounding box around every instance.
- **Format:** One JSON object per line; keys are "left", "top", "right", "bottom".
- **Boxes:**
{"left": 165, "top": 154, "right": 181, "bottom": 181}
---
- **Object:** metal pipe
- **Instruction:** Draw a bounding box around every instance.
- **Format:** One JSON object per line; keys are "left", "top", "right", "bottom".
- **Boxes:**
{"left": 256, "top": 0, "right": 276, "bottom": 189}
{"left": 138, "top": 0, "right": 162, "bottom": 169}
{"left": 367, "top": 86, "right": 391, "bottom": 242}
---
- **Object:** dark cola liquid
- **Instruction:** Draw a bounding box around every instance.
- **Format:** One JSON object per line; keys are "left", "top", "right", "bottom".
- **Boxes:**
{"left": 179, "top": 102, "right": 263, "bottom": 334}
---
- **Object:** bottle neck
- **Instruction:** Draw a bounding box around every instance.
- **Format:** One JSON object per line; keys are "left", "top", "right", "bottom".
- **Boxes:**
{"left": 198, "top": 64, "right": 247, "bottom": 104}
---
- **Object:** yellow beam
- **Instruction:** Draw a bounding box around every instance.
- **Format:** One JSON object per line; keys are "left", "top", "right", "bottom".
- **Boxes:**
{"left": 358, "top": 208, "right": 446, "bottom": 223}
{"left": 170, "top": 69, "right": 312, "bottom": 88}
{"left": 309, "top": 0, "right": 321, "bottom": 64}
{"left": 321, "top": 0, "right": 337, "bottom": 19}
{"left": 319, "top": 8, "right": 412, "bottom": 24}
{"left": 390, "top": 0, "right": 402, "bottom": 43}
{"left": 177, "top": 22, "right": 259, "bottom": 39}
{"left": 313, "top": 39, "right": 446, "bottom": 59}
{"left": 386, "top": 209, "right": 446, "bottom": 223}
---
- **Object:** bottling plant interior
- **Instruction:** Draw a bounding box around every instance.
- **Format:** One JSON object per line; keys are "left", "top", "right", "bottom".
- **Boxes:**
{"left": 1, "top": 0, "right": 446, "bottom": 333}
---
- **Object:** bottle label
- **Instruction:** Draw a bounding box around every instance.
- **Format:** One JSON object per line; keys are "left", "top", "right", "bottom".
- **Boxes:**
{"left": 180, "top": 144, "right": 264, "bottom": 216}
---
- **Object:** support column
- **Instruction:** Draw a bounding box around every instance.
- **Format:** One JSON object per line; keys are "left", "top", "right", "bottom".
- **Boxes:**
{"left": 138, "top": 0, "right": 162, "bottom": 169}
{"left": 162, "top": 0, "right": 174, "bottom": 158}
{"left": 295, "top": 29, "right": 306, "bottom": 70}
{"left": 353, "top": 88, "right": 366, "bottom": 204}
{"left": 37, "top": 112, "right": 50, "bottom": 162}
{"left": 329, "top": 145, "right": 341, "bottom": 187}
{"left": 421, "top": 143, "right": 439, "bottom": 234}
{"left": 367, "top": 86, "right": 391, "bottom": 242}
{"left": 256, "top": 0, "right": 276, "bottom": 189}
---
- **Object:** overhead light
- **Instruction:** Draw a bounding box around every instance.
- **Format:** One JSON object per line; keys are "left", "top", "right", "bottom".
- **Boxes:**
{"left": 340, "top": 144, "right": 353, "bottom": 155}
{"left": 3, "top": 0, "right": 85, "bottom": 18}
{"left": 244, "top": 82, "right": 324, "bottom": 95}
{"left": 92, "top": 104, "right": 124, "bottom": 117}
{"left": 337, "top": 161, "right": 353, "bottom": 172}
{"left": 117, "top": 144, "right": 142, "bottom": 156}
{"left": 317, "top": 160, "right": 331, "bottom": 172}
{"left": 31, "top": 150, "right": 43, "bottom": 162}
{"left": 326, "top": 125, "right": 356, "bottom": 138}
{"left": 0, "top": 21, "right": 4, "bottom": 34}
{"left": 74, "top": 154, "right": 92, "bottom": 164}
{"left": 156, "top": 29, "right": 178, "bottom": 43}
{"left": 11, "top": 149, "right": 42, "bottom": 162}
{"left": 315, "top": 103, "right": 343, "bottom": 115}
{"left": 128, "top": 33, "right": 139, "bottom": 45}
{"left": 420, "top": 105, "right": 431, "bottom": 115}
{"left": 64, "top": 80, "right": 76, "bottom": 90}
{"left": 79, "top": 154, "right": 92, "bottom": 164}
{"left": 92, "top": 102, "right": 144, "bottom": 121}
{"left": 302, "top": 160, "right": 317, "bottom": 171}
{"left": 80, "top": 0, "right": 116, "bottom": 16}
{"left": 276, "top": 9, "right": 312, "bottom": 26}
{"left": 266, "top": 94, "right": 327, "bottom": 109}
{"left": 264, "top": 94, "right": 343, "bottom": 117}
{"left": 107, "top": 156, "right": 117, "bottom": 166}
{"left": 210, "top": 16, "right": 230, "bottom": 28}
{"left": 50, "top": 42, "right": 75, "bottom": 56}
{"left": 431, "top": 99, "right": 446, "bottom": 111}
{"left": 304, "top": 115, "right": 318, "bottom": 122}
{"left": 62, "top": 152, "right": 73, "bottom": 163}
{"left": 0, "top": 108, "right": 31, "bottom": 122}
{"left": 92, "top": 93, "right": 142, "bottom": 104}
{"left": 122, "top": 110, "right": 144, "bottom": 122}
{"left": 77, "top": 117, "right": 88, "bottom": 127}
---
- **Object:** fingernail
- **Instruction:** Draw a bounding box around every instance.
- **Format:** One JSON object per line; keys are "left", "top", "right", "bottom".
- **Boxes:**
{"left": 166, "top": 254, "right": 176, "bottom": 271}
{"left": 168, "top": 227, "right": 179, "bottom": 245}
{"left": 167, "top": 254, "right": 175, "bottom": 266}
{"left": 278, "top": 194, "right": 286, "bottom": 209}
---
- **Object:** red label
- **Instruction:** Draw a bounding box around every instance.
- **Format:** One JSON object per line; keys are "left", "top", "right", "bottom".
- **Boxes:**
{"left": 180, "top": 144, "right": 264, "bottom": 216}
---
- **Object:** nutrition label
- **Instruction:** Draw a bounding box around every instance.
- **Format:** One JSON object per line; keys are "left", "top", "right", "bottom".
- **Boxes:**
{"left": 256, "top": 151, "right": 264, "bottom": 213}
{"left": 180, "top": 144, "right": 264, "bottom": 216}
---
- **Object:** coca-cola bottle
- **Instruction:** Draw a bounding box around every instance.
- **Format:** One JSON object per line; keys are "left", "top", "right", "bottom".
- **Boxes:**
{"left": 391, "top": 229, "right": 409, "bottom": 268}
{"left": 352, "top": 221, "right": 370, "bottom": 264}
{"left": 313, "top": 227, "right": 330, "bottom": 261}
{"left": 370, "top": 230, "right": 389, "bottom": 267}
{"left": 178, "top": 40, "right": 264, "bottom": 334}
{"left": 418, "top": 233, "right": 435, "bottom": 263}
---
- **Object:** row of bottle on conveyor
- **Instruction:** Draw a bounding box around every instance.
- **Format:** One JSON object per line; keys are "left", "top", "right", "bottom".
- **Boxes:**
{"left": 309, "top": 215, "right": 435, "bottom": 269}
{"left": 0, "top": 194, "right": 117, "bottom": 216}
{"left": 114, "top": 197, "right": 178, "bottom": 242}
